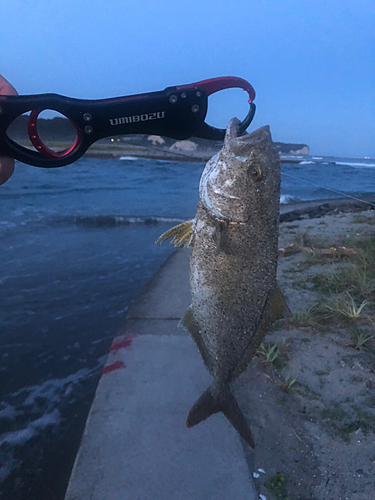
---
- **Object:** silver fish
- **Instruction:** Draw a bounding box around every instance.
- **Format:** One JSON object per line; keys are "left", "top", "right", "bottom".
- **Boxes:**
{"left": 158, "top": 118, "right": 289, "bottom": 447}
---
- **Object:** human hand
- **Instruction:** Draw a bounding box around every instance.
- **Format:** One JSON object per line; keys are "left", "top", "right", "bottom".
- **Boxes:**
{"left": 0, "top": 75, "right": 18, "bottom": 185}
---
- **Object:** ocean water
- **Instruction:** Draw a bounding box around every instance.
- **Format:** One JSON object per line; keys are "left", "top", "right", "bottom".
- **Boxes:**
{"left": 1, "top": 154, "right": 375, "bottom": 499}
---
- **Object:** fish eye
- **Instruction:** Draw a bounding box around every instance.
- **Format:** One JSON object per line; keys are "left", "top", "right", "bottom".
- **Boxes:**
{"left": 248, "top": 164, "right": 263, "bottom": 183}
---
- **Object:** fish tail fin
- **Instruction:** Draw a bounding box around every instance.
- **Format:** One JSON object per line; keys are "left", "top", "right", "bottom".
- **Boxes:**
{"left": 186, "top": 384, "right": 255, "bottom": 448}
{"left": 156, "top": 220, "right": 194, "bottom": 247}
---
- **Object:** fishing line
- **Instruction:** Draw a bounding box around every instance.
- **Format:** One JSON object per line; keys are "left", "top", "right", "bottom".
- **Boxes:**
{"left": 281, "top": 170, "right": 375, "bottom": 209}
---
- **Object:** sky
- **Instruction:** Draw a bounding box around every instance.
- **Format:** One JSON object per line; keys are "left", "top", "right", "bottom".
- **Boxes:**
{"left": 1, "top": 0, "right": 374, "bottom": 158}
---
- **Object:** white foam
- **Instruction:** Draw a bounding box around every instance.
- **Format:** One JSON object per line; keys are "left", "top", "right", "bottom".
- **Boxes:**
{"left": 299, "top": 161, "right": 314, "bottom": 165}
{"left": 280, "top": 194, "right": 299, "bottom": 204}
{"left": 19, "top": 367, "right": 97, "bottom": 407}
{"left": 0, "top": 409, "right": 60, "bottom": 448}
{"left": 119, "top": 156, "right": 138, "bottom": 160}
{"left": 335, "top": 161, "right": 375, "bottom": 168}
{"left": 0, "top": 404, "right": 20, "bottom": 420}
{"left": 280, "top": 155, "right": 304, "bottom": 159}
{"left": 312, "top": 156, "right": 323, "bottom": 160}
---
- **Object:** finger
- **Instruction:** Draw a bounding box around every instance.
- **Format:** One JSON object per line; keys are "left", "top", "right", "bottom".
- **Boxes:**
{"left": 0, "top": 76, "right": 17, "bottom": 183}
{"left": 0, "top": 157, "right": 15, "bottom": 185}
{"left": 0, "top": 74, "right": 18, "bottom": 96}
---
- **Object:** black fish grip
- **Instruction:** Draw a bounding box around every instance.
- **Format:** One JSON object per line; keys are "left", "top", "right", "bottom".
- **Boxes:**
{"left": 0, "top": 76, "right": 256, "bottom": 168}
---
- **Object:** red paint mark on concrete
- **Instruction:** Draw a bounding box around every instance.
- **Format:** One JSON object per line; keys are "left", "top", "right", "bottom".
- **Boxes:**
{"left": 110, "top": 334, "right": 135, "bottom": 354}
{"left": 102, "top": 360, "right": 126, "bottom": 375}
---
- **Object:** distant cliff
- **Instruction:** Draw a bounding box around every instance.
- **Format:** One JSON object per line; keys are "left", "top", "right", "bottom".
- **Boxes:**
{"left": 7, "top": 116, "right": 309, "bottom": 157}
{"left": 273, "top": 142, "right": 310, "bottom": 156}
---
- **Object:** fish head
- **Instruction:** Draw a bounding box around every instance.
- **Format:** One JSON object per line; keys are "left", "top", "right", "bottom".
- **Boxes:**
{"left": 199, "top": 118, "right": 280, "bottom": 223}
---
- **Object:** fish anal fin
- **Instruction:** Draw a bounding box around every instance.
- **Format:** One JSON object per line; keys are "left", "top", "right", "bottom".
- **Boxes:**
{"left": 187, "top": 384, "right": 255, "bottom": 448}
{"left": 230, "top": 284, "right": 291, "bottom": 381}
{"left": 156, "top": 220, "right": 194, "bottom": 247}
{"left": 179, "top": 306, "right": 211, "bottom": 372}
{"left": 269, "top": 284, "right": 291, "bottom": 321}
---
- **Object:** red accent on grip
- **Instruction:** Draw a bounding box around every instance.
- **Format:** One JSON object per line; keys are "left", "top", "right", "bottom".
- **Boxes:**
{"left": 177, "top": 76, "right": 256, "bottom": 103}
{"left": 27, "top": 110, "right": 82, "bottom": 159}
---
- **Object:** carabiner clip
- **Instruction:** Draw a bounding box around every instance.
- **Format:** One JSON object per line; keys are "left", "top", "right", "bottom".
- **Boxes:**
{"left": 0, "top": 76, "right": 256, "bottom": 167}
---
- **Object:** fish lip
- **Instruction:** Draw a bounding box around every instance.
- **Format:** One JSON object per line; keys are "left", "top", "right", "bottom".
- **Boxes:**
{"left": 224, "top": 119, "right": 273, "bottom": 154}
{"left": 201, "top": 191, "right": 249, "bottom": 223}
{"left": 213, "top": 188, "right": 240, "bottom": 200}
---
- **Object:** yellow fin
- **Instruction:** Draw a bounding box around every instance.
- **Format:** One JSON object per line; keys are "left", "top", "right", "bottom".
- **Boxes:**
{"left": 156, "top": 220, "right": 194, "bottom": 247}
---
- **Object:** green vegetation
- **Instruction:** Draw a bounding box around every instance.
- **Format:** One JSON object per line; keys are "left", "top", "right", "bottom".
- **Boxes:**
{"left": 257, "top": 342, "right": 283, "bottom": 365}
{"left": 264, "top": 472, "right": 289, "bottom": 500}
{"left": 352, "top": 214, "right": 375, "bottom": 225}
{"left": 348, "top": 327, "right": 374, "bottom": 351}
{"left": 288, "top": 307, "right": 318, "bottom": 328}
{"left": 318, "top": 402, "right": 375, "bottom": 442}
{"left": 311, "top": 268, "right": 375, "bottom": 299}
{"left": 277, "top": 376, "right": 297, "bottom": 393}
{"left": 310, "top": 237, "right": 375, "bottom": 301}
{"left": 256, "top": 341, "right": 289, "bottom": 372}
{"left": 323, "top": 293, "right": 369, "bottom": 325}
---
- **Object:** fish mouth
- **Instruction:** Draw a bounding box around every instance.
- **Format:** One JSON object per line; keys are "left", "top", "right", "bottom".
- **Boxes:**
{"left": 199, "top": 120, "right": 276, "bottom": 223}
{"left": 224, "top": 118, "right": 272, "bottom": 154}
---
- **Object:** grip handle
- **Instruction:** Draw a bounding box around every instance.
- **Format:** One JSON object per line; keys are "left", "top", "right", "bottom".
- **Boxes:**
{"left": 0, "top": 86, "right": 207, "bottom": 167}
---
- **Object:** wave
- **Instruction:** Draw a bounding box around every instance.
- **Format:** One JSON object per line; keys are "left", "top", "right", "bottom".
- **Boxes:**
{"left": 57, "top": 215, "right": 186, "bottom": 228}
{"left": 280, "top": 194, "right": 300, "bottom": 204}
{"left": 0, "top": 409, "right": 60, "bottom": 448}
{"left": 334, "top": 161, "right": 375, "bottom": 168}
{"left": 280, "top": 155, "right": 305, "bottom": 159}
{"left": 0, "top": 364, "right": 102, "bottom": 480}
{"left": 299, "top": 161, "right": 315, "bottom": 165}
{"left": 119, "top": 156, "right": 139, "bottom": 160}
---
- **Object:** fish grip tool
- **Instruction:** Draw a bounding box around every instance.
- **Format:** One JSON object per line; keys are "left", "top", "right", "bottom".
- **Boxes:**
{"left": 0, "top": 76, "right": 255, "bottom": 168}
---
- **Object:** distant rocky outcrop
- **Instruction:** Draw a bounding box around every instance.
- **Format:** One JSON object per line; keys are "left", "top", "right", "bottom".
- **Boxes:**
{"left": 273, "top": 142, "right": 310, "bottom": 156}
{"left": 169, "top": 140, "right": 198, "bottom": 153}
{"left": 7, "top": 116, "right": 310, "bottom": 159}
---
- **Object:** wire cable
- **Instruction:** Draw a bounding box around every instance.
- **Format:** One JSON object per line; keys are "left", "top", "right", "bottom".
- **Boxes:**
{"left": 281, "top": 170, "right": 375, "bottom": 209}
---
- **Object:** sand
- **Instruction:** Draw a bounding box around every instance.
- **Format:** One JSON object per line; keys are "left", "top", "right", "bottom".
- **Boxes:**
{"left": 233, "top": 208, "right": 375, "bottom": 500}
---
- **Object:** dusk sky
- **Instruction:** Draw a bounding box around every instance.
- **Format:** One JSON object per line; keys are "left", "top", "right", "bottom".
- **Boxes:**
{"left": 1, "top": 0, "right": 374, "bottom": 157}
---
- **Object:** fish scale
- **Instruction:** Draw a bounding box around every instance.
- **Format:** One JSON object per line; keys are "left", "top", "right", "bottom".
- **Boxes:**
{"left": 158, "top": 117, "right": 290, "bottom": 447}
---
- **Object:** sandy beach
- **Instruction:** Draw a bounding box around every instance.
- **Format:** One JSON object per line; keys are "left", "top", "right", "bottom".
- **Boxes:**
{"left": 233, "top": 207, "right": 375, "bottom": 500}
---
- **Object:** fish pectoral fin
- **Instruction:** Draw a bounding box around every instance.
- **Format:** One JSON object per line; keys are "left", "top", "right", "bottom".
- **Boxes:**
{"left": 187, "top": 384, "right": 255, "bottom": 448}
{"left": 156, "top": 220, "right": 194, "bottom": 247}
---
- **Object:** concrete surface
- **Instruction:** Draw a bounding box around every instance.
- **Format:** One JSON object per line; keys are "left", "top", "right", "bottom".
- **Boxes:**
{"left": 65, "top": 249, "right": 258, "bottom": 500}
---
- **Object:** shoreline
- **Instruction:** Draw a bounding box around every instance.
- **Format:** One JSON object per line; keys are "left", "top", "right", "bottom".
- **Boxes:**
{"left": 65, "top": 198, "right": 375, "bottom": 500}
{"left": 280, "top": 195, "right": 375, "bottom": 222}
{"left": 83, "top": 148, "right": 303, "bottom": 163}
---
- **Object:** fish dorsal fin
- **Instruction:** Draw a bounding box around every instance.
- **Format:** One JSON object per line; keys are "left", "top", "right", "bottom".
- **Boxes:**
{"left": 179, "top": 305, "right": 212, "bottom": 373}
{"left": 230, "top": 284, "right": 291, "bottom": 381}
{"left": 156, "top": 220, "right": 194, "bottom": 247}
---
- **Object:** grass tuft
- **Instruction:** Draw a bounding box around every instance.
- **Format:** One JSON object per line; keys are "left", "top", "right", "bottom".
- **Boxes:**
{"left": 288, "top": 306, "right": 318, "bottom": 328}
{"left": 348, "top": 327, "right": 374, "bottom": 351}
{"left": 257, "top": 342, "right": 283, "bottom": 365}
{"left": 265, "top": 472, "right": 289, "bottom": 500}
{"left": 323, "top": 292, "right": 369, "bottom": 325}
{"left": 277, "top": 376, "right": 298, "bottom": 393}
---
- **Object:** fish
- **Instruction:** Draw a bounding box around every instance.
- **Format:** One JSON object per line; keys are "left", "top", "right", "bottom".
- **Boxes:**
{"left": 157, "top": 118, "right": 290, "bottom": 447}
